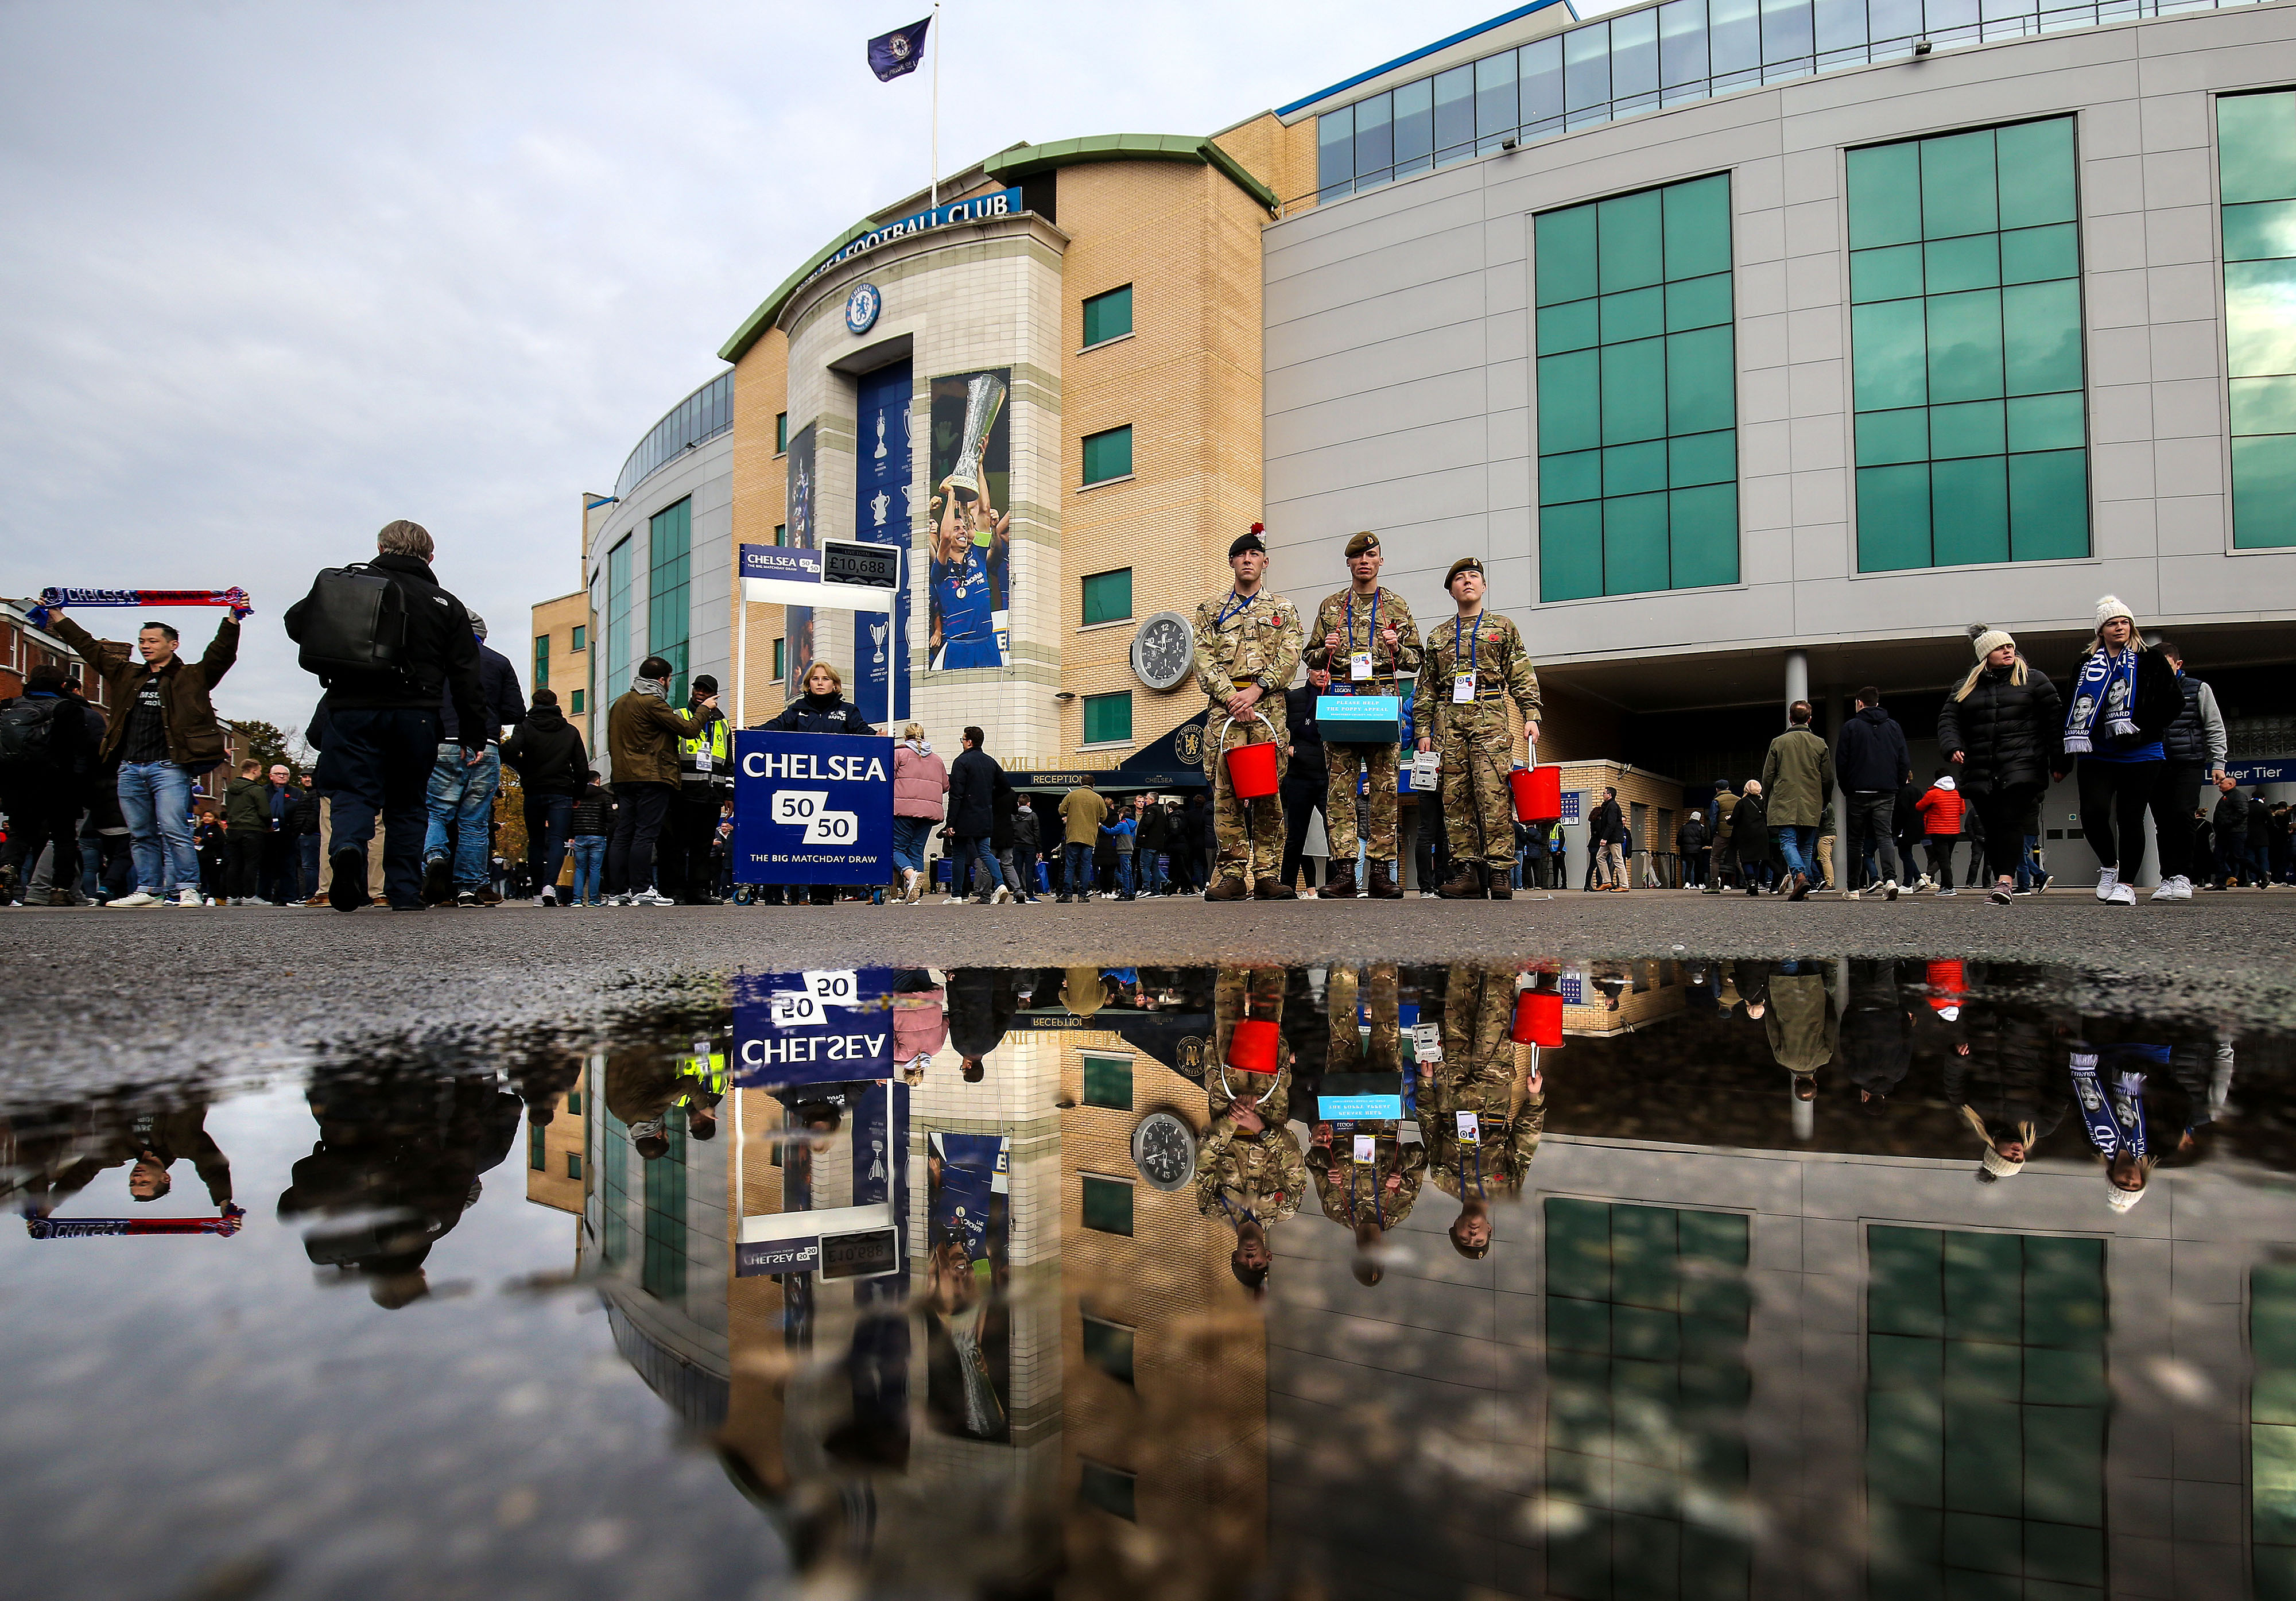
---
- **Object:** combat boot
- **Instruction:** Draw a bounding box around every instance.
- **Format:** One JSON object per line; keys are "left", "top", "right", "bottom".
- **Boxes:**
{"left": 1437, "top": 862, "right": 1487, "bottom": 899}
{"left": 1367, "top": 859, "right": 1403, "bottom": 899}
{"left": 1321, "top": 858, "right": 1358, "bottom": 899}
{"left": 1486, "top": 866, "right": 1514, "bottom": 900}
{"left": 1205, "top": 875, "right": 1251, "bottom": 901}
{"left": 1255, "top": 878, "right": 1299, "bottom": 900}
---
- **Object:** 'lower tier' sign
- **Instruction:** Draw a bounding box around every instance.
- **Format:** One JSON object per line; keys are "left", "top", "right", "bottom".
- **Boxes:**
{"left": 732, "top": 730, "right": 895, "bottom": 884}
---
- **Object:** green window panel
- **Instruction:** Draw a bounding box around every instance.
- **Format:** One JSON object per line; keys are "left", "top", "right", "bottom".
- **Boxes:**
{"left": 567, "top": 1152, "right": 581, "bottom": 1180}
{"left": 1082, "top": 1315, "right": 1136, "bottom": 1385}
{"left": 775, "top": 412, "right": 788, "bottom": 452}
{"left": 649, "top": 498, "right": 692, "bottom": 705}
{"left": 1083, "top": 284, "right": 1134, "bottom": 347}
{"left": 1536, "top": 174, "right": 1739, "bottom": 600}
{"left": 2254, "top": 1267, "right": 2296, "bottom": 1596}
{"left": 1081, "top": 1052, "right": 1132, "bottom": 1110}
{"left": 569, "top": 689, "right": 584, "bottom": 715}
{"left": 606, "top": 535, "right": 634, "bottom": 719}
{"left": 533, "top": 633, "right": 549, "bottom": 693}
{"left": 1543, "top": 1199, "right": 1752, "bottom": 1601}
{"left": 1082, "top": 425, "right": 1133, "bottom": 484}
{"left": 1082, "top": 691, "right": 1133, "bottom": 745}
{"left": 1082, "top": 567, "right": 1133, "bottom": 626}
{"left": 2220, "top": 90, "right": 2296, "bottom": 548}
{"left": 1866, "top": 1227, "right": 2107, "bottom": 1601}
{"left": 529, "top": 1123, "right": 546, "bottom": 1170}
{"left": 1080, "top": 1174, "right": 1133, "bottom": 1236}
{"left": 1847, "top": 117, "right": 2088, "bottom": 570}
{"left": 570, "top": 624, "right": 586, "bottom": 652}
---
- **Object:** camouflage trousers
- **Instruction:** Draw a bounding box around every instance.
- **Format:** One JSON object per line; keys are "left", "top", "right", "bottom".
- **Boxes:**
{"left": 1324, "top": 963, "right": 1402, "bottom": 1074}
{"left": 1213, "top": 965, "right": 1291, "bottom": 1126}
{"left": 1436, "top": 703, "right": 1515, "bottom": 866}
{"left": 1324, "top": 742, "right": 1401, "bottom": 862}
{"left": 1208, "top": 709, "right": 1287, "bottom": 881}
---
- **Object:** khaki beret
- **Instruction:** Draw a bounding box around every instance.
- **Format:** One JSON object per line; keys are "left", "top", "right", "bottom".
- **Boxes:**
{"left": 1344, "top": 530, "right": 1380, "bottom": 559}
{"left": 1445, "top": 556, "right": 1484, "bottom": 591}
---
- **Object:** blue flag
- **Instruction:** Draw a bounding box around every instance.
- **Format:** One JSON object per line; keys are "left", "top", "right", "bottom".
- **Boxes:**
{"left": 868, "top": 17, "right": 930, "bottom": 81}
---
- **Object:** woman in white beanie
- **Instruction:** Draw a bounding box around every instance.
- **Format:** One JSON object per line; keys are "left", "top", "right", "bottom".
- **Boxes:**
{"left": 2058, "top": 597, "right": 2181, "bottom": 905}
{"left": 1938, "top": 627, "right": 2063, "bottom": 905}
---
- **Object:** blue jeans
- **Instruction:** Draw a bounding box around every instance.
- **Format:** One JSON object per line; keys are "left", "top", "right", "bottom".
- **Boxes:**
{"left": 1116, "top": 856, "right": 1135, "bottom": 896}
{"left": 319, "top": 707, "right": 443, "bottom": 908}
{"left": 115, "top": 761, "right": 198, "bottom": 895}
{"left": 298, "top": 833, "right": 321, "bottom": 898}
{"left": 1064, "top": 842, "right": 1093, "bottom": 896}
{"left": 1771, "top": 825, "right": 1818, "bottom": 883}
{"left": 892, "top": 815, "right": 933, "bottom": 875}
{"left": 570, "top": 836, "right": 606, "bottom": 903}
{"left": 953, "top": 834, "right": 998, "bottom": 898}
{"left": 424, "top": 742, "right": 502, "bottom": 890}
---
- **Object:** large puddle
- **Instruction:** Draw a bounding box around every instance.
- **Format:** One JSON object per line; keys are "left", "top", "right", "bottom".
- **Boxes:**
{"left": 7, "top": 958, "right": 2294, "bottom": 1600}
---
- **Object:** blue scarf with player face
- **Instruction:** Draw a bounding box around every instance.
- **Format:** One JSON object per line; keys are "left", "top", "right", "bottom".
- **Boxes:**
{"left": 2063, "top": 645, "right": 2139, "bottom": 755}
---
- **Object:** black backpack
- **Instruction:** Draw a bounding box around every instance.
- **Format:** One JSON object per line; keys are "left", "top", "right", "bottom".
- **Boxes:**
{"left": 0, "top": 695, "right": 63, "bottom": 775}
{"left": 285, "top": 563, "right": 410, "bottom": 687}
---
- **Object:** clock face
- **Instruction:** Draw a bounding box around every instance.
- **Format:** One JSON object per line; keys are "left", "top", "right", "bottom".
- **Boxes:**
{"left": 1131, "top": 611, "right": 1193, "bottom": 691}
{"left": 1131, "top": 1111, "right": 1197, "bottom": 1191}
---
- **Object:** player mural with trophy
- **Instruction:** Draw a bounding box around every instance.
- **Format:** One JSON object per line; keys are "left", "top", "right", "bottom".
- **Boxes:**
{"left": 926, "top": 369, "right": 1011, "bottom": 672}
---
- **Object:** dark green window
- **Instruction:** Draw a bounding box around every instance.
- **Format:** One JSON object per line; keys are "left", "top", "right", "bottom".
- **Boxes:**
{"left": 1079, "top": 1459, "right": 1137, "bottom": 1521}
{"left": 774, "top": 523, "right": 787, "bottom": 545}
{"left": 565, "top": 1090, "right": 581, "bottom": 1114}
{"left": 2252, "top": 1267, "right": 2296, "bottom": 1590}
{"left": 2219, "top": 90, "right": 2296, "bottom": 549}
{"left": 1867, "top": 1227, "right": 2107, "bottom": 1600}
{"left": 1083, "top": 285, "right": 1134, "bottom": 347}
{"left": 1537, "top": 174, "right": 1739, "bottom": 601}
{"left": 1082, "top": 1052, "right": 1132, "bottom": 1109}
{"left": 648, "top": 498, "right": 692, "bottom": 703}
{"left": 1083, "top": 692, "right": 1133, "bottom": 745}
{"left": 567, "top": 1152, "right": 581, "bottom": 1180}
{"left": 570, "top": 625, "right": 586, "bottom": 653}
{"left": 1083, "top": 425, "right": 1134, "bottom": 485}
{"left": 606, "top": 537, "right": 634, "bottom": 721}
{"left": 772, "top": 638, "right": 785, "bottom": 681}
{"left": 533, "top": 633, "right": 549, "bottom": 693}
{"left": 1081, "top": 1174, "right": 1133, "bottom": 1235}
{"left": 775, "top": 412, "right": 788, "bottom": 453}
{"left": 1543, "top": 1198, "right": 1752, "bottom": 1601}
{"left": 569, "top": 689, "right": 584, "bottom": 715}
{"left": 1082, "top": 1314, "right": 1136, "bottom": 1383}
{"left": 1848, "top": 118, "right": 2089, "bottom": 571}
{"left": 641, "top": 1109, "right": 689, "bottom": 1302}
{"left": 1083, "top": 568, "right": 1133, "bottom": 626}
{"left": 529, "top": 1123, "right": 546, "bottom": 1171}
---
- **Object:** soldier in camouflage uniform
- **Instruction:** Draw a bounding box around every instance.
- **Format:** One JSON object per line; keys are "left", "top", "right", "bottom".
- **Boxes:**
{"left": 1424, "top": 962, "right": 1546, "bottom": 1259}
{"left": 1197, "top": 963, "right": 1307, "bottom": 1293}
{"left": 1303, "top": 532, "right": 1422, "bottom": 900}
{"left": 1309, "top": 963, "right": 1426, "bottom": 1284}
{"left": 1192, "top": 524, "right": 1304, "bottom": 900}
{"left": 1411, "top": 557, "right": 1541, "bottom": 899}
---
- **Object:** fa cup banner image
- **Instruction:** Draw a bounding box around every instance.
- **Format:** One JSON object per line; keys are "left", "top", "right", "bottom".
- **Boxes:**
{"left": 732, "top": 729, "right": 894, "bottom": 885}
{"left": 927, "top": 369, "right": 1011, "bottom": 672}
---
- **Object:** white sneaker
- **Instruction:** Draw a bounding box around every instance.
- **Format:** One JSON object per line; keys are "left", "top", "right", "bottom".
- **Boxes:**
{"left": 943, "top": 895, "right": 965, "bottom": 905}
{"left": 2148, "top": 875, "right": 2190, "bottom": 901}
{"left": 1885, "top": 879, "right": 1900, "bottom": 901}
{"left": 991, "top": 885, "right": 1011, "bottom": 904}
{"left": 179, "top": 888, "right": 204, "bottom": 908}
{"left": 1936, "top": 886, "right": 1956, "bottom": 897}
{"left": 2095, "top": 868, "right": 2119, "bottom": 903}
{"left": 629, "top": 889, "right": 675, "bottom": 906}
{"left": 108, "top": 890, "right": 161, "bottom": 909}
{"left": 2106, "top": 881, "right": 2136, "bottom": 906}
{"left": 1845, "top": 888, "right": 1861, "bottom": 900}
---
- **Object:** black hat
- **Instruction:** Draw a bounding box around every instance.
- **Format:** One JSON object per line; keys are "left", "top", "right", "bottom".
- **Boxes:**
{"left": 693, "top": 674, "right": 719, "bottom": 694}
{"left": 1228, "top": 522, "right": 1267, "bottom": 560}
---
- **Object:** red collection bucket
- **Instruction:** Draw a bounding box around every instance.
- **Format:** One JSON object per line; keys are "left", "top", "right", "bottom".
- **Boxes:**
{"left": 1226, "top": 1017, "right": 1281, "bottom": 1073}
{"left": 1510, "top": 765, "right": 1562, "bottom": 823}
{"left": 1511, "top": 989, "right": 1564, "bottom": 1048}
{"left": 1221, "top": 716, "right": 1281, "bottom": 800}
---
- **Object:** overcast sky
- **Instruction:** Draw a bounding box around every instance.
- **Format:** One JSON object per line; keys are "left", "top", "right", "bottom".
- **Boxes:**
{"left": 0, "top": 0, "right": 1604, "bottom": 734}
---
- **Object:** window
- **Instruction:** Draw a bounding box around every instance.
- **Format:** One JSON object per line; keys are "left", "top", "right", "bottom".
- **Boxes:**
{"left": 533, "top": 633, "right": 549, "bottom": 693}
{"left": 567, "top": 1153, "right": 582, "bottom": 1180}
{"left": 1544, "top": 1198, "right": 1752, "bottom": 1601}
{"left": 773, "top": 523, "right": 788, "bottom": 545}
{"left": 772, "top": 638, "right": 785, "bottom": 681}
{"left": 1082, "top": 1315, "right": 1136, "bottom": 1384}
{"left": 1537, "top": 173, "right": 1739, "bottom": 600}
{"left": 1082, "top": 568, "right": 1133, "bottom": 626}
{"left": 569, "top": 689, "right": 584, "bottom": 715}
{"left": 2219, "top": 90, "right": 2296, "bottom": 549}
{"left": 1082, "top": 425, "right": 1133, "bottom": 485}
{"left": 1079, "top": 1459, "right": 1137, "bottom": 1521}
{"left": 649, "top": 498, "right": 692, "bottom": 703}
{"left": 1867, "top": 1227, "right": 2106, "bottom": 1601}
{"left": 1081, "top": 1052, "right": 1132, "bottom": 1109}
{"left": 570, "top": 625, "right": 586, "bottom": 653}
{"left": 1848, "top": 118, "right": 2089, "bottom": 572}
{"left": 606, "top": 536, "right": 634, "bottom": 718}
{"left": 566, "top": 1090, "right": 581, "bottom": 1114}
{"left": 529, "top": 1123, "right": 546, "bottom": 1171}
{"left": 1083, "top": 285, "right": 1134, "bottom": 346}
{"left": 613, "top": 372, "right": 734, "bottom": 499}
{"left": 1080, "top": 1174, "right": 1133, "bottom": 1235}
{"left": 775, "top": 412, "right": 789, "bottom": 453}
{"left": 2254, "top": 1267, "right": 2296, "bottom": 1589}
{"left": 1083, "top": 692, "right": 1133, "bottom": 745}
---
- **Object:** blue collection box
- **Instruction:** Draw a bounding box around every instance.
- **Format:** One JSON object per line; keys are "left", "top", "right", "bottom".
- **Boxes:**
{"left": 1317, "top": 693, "right": 1401, "bottom": 744}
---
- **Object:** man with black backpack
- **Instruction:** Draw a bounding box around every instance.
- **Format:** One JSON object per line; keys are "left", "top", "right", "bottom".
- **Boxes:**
{"left": 285, "top": 519, "right": 487, "bottom": 912}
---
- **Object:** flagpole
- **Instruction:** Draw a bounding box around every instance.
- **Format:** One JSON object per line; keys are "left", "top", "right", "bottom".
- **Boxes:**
{"left": 929, "top": 0, "right": 940, "bottom": 209}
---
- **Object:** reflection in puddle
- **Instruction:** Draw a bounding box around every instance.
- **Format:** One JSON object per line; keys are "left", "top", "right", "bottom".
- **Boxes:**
{"left": 6, "top": 956, "right": 2295, "bottom": 1598}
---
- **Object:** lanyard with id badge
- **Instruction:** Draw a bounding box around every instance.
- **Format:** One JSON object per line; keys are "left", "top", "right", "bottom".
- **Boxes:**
{"left": 1347, "top": 590, "right": 1377, "bottom": 683}
{"left": 1451, "top": 617, "right": 1479, "bottom": 704}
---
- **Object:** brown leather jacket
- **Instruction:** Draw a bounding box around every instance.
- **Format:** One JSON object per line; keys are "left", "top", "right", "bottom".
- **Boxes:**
{"left": 51, "top": 614, "right": 238, "bottom": 767}
{"left": 606, "top": 689, "right": 706, "bottom": 787}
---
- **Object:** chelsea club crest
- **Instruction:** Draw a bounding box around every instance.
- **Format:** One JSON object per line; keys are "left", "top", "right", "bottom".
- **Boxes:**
{"left": 844, "top": 282, "right": 882, "bottom": 335}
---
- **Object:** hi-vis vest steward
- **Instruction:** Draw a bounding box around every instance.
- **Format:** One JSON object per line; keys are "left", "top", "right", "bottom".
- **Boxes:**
{"left": 679, "top": 716, "right": 733, "bottom": 788}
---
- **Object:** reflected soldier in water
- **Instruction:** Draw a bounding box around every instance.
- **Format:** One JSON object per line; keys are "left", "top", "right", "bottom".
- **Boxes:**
{"left": 1197, "top": 964, "right": 1306, "bottom": 1293}
{"left": 277, "top": 1063, "right": 521, "bottom": 1307}
{"left": 1310, "top": 963, "right": 1425, "bottom": 1285}
{"left": 1425, "top": 962, "right": 1545, "bottom": 1259}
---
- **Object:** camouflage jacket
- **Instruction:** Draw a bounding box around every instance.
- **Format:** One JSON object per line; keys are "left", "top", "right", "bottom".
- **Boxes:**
{"left": 1310, "top": 1131, "right": 1427, "bottom": 1230}
{"left": 1411, "top": 611, "right": 1541, "bottom": 731}
{"left": 1192, "top": 588, "right": 1303, "bottom": 704}
{"left": 1195, "top": 1119, "right": 1308, "bottom": 1227}
{"left": 1304, "top": 586, "right": 1424, "bottom": 689}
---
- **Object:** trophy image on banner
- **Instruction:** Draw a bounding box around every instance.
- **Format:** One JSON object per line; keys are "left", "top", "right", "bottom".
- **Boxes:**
{"left": 928, "top": 369, "right": 1013, "bottom": 673}
{"left": 870, "top": 619, "right": 889, "bottom": 666}
{"left": 943, "top": 372, "right": 1006, "bottom": 509}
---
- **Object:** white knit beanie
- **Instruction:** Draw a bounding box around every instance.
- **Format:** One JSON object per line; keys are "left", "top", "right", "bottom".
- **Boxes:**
{"left": 2095, "top": 595, "right": 2137, "bottom": 633}
{"left": 1980, "top": 1145, "right": 2023, "bottom": 1179}
{"left": 1970, "top": 626, "right": 2014, "bottom": 660}
{"left": 2106, "top": 1180, "right": 2147, "bottom": 1212}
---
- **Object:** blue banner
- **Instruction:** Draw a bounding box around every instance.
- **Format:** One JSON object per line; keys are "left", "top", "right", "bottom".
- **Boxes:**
{"left": 733, "top": 966, "right": 900, "bottom": 1088}
{"left": 732, "top": 730, "right": 894, "bottom": 883}
{"left": 855, "top": 361, "right": 913, "bottom": 724}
